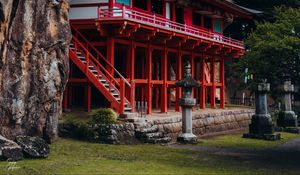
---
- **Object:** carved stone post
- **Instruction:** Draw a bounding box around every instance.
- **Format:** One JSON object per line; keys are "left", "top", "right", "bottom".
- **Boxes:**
{"left": 243, "top": 82, "right": 281, "bottom": 140}
{"left": 277, "top": 80, "right": 298, "bottom": 128}
{"left": 175, "top": 61, "right": 199, "bottom": 144}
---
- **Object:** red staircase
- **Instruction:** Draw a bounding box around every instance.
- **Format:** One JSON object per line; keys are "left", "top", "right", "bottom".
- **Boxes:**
{"left": 69, "top": 27, "right": 134, "bottom": 114}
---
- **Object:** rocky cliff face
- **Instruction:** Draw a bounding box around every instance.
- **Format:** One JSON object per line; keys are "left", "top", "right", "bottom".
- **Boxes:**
{"left": 0, "top": 0, "right": 71, "bottom": 143}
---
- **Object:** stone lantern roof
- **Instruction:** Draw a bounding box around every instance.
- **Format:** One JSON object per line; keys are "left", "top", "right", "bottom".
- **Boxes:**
{"left": 175, "top": 61, "right": 200, "bottom": 88}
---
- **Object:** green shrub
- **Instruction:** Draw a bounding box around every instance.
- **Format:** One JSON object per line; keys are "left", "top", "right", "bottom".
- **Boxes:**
{"left": 60, "top": 116, "right": 96, "bottom": 140}
{"left": 90, "top": 108, "right": 117, "bottom": 125}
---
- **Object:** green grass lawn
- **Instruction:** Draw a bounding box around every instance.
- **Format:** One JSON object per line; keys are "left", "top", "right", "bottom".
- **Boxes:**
{"left": 0, "top": 133, "right": 300, "bottom": 175}
{"left": 200, "top": 132, "right": 300, "bottom": 149}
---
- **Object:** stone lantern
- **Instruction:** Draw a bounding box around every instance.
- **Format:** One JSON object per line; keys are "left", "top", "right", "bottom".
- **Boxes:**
{"left": 243, "top": 81, "right": 281, "bottom": 140}
{"left": 277, "top": 80, "right": 298, "bottom": 128}
{"left": 175, "top": 60, "right": 200, "bottom": 144}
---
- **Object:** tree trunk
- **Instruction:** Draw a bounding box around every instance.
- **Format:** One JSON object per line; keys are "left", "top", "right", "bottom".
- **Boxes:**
{"left": 0, "top": 0, "right": 70, "bottom": 143}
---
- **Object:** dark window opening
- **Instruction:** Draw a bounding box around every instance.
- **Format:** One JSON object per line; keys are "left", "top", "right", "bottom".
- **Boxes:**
{"left": 151, "top": 0, "right": 163, "bottom": 15}
{"left": 116, "top": 0, "right": 130, "bottom": 6}
{"left": 193, "top": 12, "right": 202, "bottom": 26}
{"left": 204, "top": 16, "right": 212, "bottom": 30}
{"left": 133, "top": 0, "right": 147, "bottom": 11}
{"left": 175, "top": 7, "right": 184, "bottom": 24}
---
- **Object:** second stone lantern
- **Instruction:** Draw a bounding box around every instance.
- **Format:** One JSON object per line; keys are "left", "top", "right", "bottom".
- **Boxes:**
{"left": 175, "top": 60, "right": 200, "bottom": 144}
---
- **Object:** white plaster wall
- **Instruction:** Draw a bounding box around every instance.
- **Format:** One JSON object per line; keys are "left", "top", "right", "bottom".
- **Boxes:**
{"left": 69, "top": 7, "right": 99, "bottom": 19}
{"left": 70, "top": 0, "right": 108, "bottom": 4}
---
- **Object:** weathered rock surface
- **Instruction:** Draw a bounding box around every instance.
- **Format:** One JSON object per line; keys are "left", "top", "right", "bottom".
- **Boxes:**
{"left": 15, "top": 136, "right": 50, "bottom": 158}
{"left": 0, "top": 135, "right": 23, "bottom": 161}
{"left": 0, "top": 0, "right": 71, "bottom": 143}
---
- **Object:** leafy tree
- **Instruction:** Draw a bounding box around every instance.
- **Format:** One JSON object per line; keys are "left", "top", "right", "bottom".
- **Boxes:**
{"left": 236, "top": 7, "right": 300, "bottom": 99}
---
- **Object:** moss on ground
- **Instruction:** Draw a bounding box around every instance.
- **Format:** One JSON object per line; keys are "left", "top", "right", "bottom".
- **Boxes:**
{"left": 0, "top": 132, "right": 300, "bottom": 175}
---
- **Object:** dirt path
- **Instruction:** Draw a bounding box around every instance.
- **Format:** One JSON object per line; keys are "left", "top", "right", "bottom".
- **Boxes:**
{"left": 278, "top": 138, "right": 300, "bottom": 151}
{"left": 168, "top": 138, "right": 300, "bottom": 171}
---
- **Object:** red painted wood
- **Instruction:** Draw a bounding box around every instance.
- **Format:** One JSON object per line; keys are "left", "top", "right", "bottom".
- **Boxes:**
{"left": 175, "top": 50, "right": 182, "bottom": 112}
{"left": 131, "top": 80, "right": 135, "bottom": 112}
{"left": 210, "top": 57, "right": 216, "bottom": 108}
{"left": 107, "top": 37, "right": 115, "bottom": 75}
{"left": 171, "top": 2, "right": 176, "bottom": 21}
{"left": 184, "top": 7, "right": 193, "bottom": 26}
{"left": 146, "top": 45, "right": 152, "bottom": 114}
{"left": 130, "top": 41, "right": 135, "bottom": 80}
{"left": 70, "top": 35, "right": 132, "bottom": 113}
{"left": 147, "top": 0, "right": 151, "bottom": 12}
{"left": 109, "top": 0, "right": 115, "bottom": 8}
{"left": 191, "top": 52, "right": 195, "bottom": 99}
{"left": 120, "top": 79, "right": 125, "bottom": 113}
{"left": 200, "top": 55, "right": 206, "bottom": 109}
{"left": 160, "top": 47, "right": 168, "bottom": 113}
{"left": 220, "top": 58, "right": 225, "bottom": 108}
{"left": 98, "top": 5, "right": 244, "bottom": 49}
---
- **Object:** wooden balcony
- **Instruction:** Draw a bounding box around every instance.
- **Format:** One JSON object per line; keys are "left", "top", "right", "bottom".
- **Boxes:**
{"left": 97, "top": 5, "right": 244, "bottom": 50}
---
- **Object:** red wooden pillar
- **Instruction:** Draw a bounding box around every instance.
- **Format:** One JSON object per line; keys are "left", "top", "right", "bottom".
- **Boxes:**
{"left": 109, "top": 0, "right": 115, "bottom": 17}
{"left": 85, "top": 84, "right": 91, "bottom": 112}
{"left": 220, "top": 57, "right": 225, "bottom": 109}
{"left": 175, "top": 50, "right": 182, "bottom": 112}
{"left": 126, "top": 40, "right": 135, "bottom": 80}
{"left": 130, "top": 80, "right": 135, "bottom": 112}
{"left": 109, "top": 0, "right": 115, "bottom": 8}
{"left": 119, "top": 79, "right": 125, "bottom": 113}
{"left": 147, "top": 0, "right": 151, "bottom": 11}
{"left": 171, "top": 2, "right": 176, "bottom": 21}
{"left": 191, "top": 51, "right": 195, "bottom": 98}
{"left": 63, "top": 86, "right": 68, "bottom": 111}
{"left": 200, "top": 55, "right": 206, "bottom": 109}
{"left": 106, "top": 37, "right": 115, "bottom": 75}
{"left": 210, "top": 57, "right": 216, "bottom": 108}
{"left": 146, "top": 45, "right": 152, "bottom": 114}
{"left": 161, "top": 47, "right": 168, "bottom": 113}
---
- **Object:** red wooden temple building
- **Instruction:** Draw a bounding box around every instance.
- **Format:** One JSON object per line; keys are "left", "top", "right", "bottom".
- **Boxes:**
{"left": 64, "top": 0, "right": 252, "bottom": 114}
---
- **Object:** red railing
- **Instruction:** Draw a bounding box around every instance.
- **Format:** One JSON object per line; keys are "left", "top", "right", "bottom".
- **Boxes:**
{"left": 71, "top": 30, "right": 133, "bottom": 113}
{"left": 98, "top": 5, "right": 244, "bottom": 49}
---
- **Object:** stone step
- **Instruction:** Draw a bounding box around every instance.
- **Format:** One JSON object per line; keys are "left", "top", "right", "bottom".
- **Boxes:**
{"left": 146, "top": 137, "right": 172, "bottom": 144}
{"left": 136, "top": 125, "right": 159, "bottom": 134}
{"left": 145, "top": 132, "right": 163, "bottom": 139}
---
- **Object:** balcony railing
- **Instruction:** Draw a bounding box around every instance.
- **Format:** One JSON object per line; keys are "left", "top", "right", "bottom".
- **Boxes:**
{"left": 98, "top": 5, "right": 244, "bottom": 49}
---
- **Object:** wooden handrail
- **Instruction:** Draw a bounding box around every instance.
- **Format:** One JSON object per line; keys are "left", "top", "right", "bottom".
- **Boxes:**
{"left": 72, "top": 36, "right": 121, "bottom": 88}
{"left": 98, "top": 6, "right": 244, "bottom": 48}
{"left": 71, "top": 25, "right": 131, "bottom": 87}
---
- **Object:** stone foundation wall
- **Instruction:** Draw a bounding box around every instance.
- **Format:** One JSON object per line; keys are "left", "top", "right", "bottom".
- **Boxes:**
{"left": 93, "top": 123, "right": 135, "bottom": 144}
{"left": 59, "top": 123, "right": 136, "bottom": 144}
{"left": 148, "top": 109, "right": 254, "bottom": 140}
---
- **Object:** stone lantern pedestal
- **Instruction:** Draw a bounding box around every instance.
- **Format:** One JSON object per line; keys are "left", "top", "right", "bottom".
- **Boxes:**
{"left": 175, "top": 61, "right": 200, "bottom": 144}
{"left": 243, "top": 82, "right": 281, "bottom": 140}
